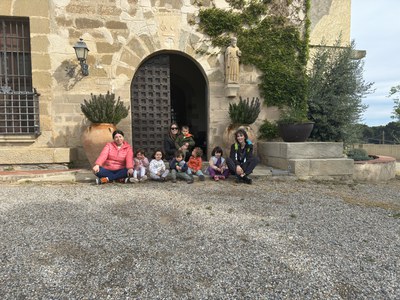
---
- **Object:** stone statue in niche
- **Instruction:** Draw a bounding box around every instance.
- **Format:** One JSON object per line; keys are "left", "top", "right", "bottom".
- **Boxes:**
{"left": 225, "top": 37, "right": 241, "bottom": 84}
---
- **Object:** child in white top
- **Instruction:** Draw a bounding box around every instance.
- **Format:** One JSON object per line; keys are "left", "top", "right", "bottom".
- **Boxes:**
{"left": 130, "top": 148, "right": 149, "bottom": 183}
{"left": 149, "top": 149, "right": 169, "bottom": 181}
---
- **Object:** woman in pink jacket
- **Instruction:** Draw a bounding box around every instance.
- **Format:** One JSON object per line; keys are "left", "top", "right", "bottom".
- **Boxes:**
{"left": 92, "top": 130, "right": 134, "bottom": 185}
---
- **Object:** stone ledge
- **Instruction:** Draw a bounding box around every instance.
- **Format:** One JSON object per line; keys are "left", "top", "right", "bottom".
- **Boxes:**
{"left": 353, "top": 156, "right": 396, "bottom": 181}
{"left": 258, "top": 141, "right": 344, "bottom": 161}
{"left": 0, "top": 147, "right": 76, "bottom": 164}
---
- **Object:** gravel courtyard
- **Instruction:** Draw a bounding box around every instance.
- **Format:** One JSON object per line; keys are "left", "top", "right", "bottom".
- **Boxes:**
{"left": 1, "top": 179, "right": 399, "bottom": 299}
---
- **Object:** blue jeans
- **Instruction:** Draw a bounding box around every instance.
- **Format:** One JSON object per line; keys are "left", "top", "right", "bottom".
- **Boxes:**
{"left": 96, "top": 167, "right": 128, "bottom": 181}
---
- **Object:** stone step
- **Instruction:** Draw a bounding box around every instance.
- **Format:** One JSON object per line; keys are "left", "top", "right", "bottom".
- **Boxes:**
{"left": 0, "top": 164, "right": 278, "bottom": 183}
{"left": 289, "top": 158, "right": 354, "bottom": 180}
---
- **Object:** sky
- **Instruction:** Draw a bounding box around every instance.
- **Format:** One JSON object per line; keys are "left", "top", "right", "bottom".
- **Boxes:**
{"left": 350, "top": 0, "right": 400, "bottom": 126}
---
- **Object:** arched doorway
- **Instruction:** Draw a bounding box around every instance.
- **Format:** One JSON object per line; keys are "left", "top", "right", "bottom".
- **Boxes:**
{"left": 131, "top": 52, "right": 207, "bottom": 158}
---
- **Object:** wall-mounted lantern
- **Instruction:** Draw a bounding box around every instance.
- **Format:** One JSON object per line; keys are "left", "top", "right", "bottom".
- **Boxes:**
{"left": 73, "top": 38, "right": 89, "bottom": 76}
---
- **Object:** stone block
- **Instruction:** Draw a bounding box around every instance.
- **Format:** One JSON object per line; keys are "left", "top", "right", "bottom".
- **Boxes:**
{"left": 55, "top": 17, "right": 73, "bottom": 27}
{"left": 14, "top": 0, "right": 49, "bottom": 17}
{"left": 30, "top": 18, "right": 50, "bottom": 34}
{"left": 66, "top": 5, "right": 96, "bottom": 14}
{"left": 75, "top": 18, "right": 104, "bottom": 29}
{"left": 106, "top": 21, "right": 128, "bottom": 30}
{"left": 262, "top": 142, "right": 344, "bottom": 159}
{"left": 265, "top": 157, "right": 289, "bottom": 170}
{"left": 225, "top": 84, "right": 240, "bottom": 98}
{"left": 0, "top": 1, "right": 11, "bottom": 14}
{"left": 290, "top": 158, "right": 354, "bottom": 177}
{"left": 31, "top": 53, "right": 51, "bottom": 71}
{"left": 31, "top": 36, "right": 50, "bottom": 52}
{"left": 0, "top": 148, "right": 73, "bottom": 164}
{"left": 32, "top": 71, "right": 52, "bottom": 89}
{"left": 98, "top": 5, "right": 122, "bottom": 15}
{"left": 97, "top": 42, "right": 121, "bottom": 53}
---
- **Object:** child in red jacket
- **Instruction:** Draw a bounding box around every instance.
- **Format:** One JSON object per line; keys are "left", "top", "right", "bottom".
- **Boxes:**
{"left": 187, "top": 147, "right": 205, "bottom": 181}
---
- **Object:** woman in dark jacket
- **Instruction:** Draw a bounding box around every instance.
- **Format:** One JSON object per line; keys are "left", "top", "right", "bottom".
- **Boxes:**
{"left": 226, "top": 128, "right": 259, "bottom": 184}
{"left": 163, "top": 122, "right": 180, "bottom": 161}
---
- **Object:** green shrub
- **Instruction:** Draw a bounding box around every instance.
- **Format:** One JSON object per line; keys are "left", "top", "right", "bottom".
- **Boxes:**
{"left": 346, "top": 148, "right": 373, "bottom": 161}
{"left": 229, "top": 96, "right": 261, "bottom": 125}
{"left": 277, "top": 103, "right": 309, "bottom": 125}
{"left": 259, "top": 120, "right": 279, "bottom": 140}
{"left": 81, "top": 91, "right": 129, "bottom": 124}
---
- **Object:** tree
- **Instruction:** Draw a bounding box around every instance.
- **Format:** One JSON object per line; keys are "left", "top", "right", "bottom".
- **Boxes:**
{"left": 307, "top": 39, "right": 374, "bottom": 145}
{"left": 388, "top": 84, "right": 400, "bottom": 121}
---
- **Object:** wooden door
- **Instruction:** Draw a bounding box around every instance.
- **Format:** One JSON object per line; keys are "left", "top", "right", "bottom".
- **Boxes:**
{"left": 131, "top": 55, "right": 171, "bottom": 156}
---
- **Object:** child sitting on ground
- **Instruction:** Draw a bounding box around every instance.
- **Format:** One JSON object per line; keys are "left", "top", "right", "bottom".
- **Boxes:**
{"left": 208, "top": 146, "right": 230, "bottom": 181}
{"left": 175, "top": 125, "right": 195, "bottom": 161}
{"left": 187, "top": 147, "right": 205, "bottom": 181}
{"left": 130, "top": 148, "right": 149, "bottom": 183}
{"left": 149, "top": 149, "right": 169, "bottom": 182}
{"left": 170, "top": 150, "right": 193, "bottom": 184}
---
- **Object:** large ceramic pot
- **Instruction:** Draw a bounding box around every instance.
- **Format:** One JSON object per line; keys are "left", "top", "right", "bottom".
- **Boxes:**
{"left": 81, "top": 123, "right": 116, "bottom": 166}
{"left": 222, "top": 124, "right": 257, "bottom": 157}
{"left": 278, "top": 122, "right": 314, "bottom": 142}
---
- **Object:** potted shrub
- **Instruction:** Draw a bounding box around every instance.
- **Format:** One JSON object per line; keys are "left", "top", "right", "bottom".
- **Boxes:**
{"left": 223, "top": 96, "right": 261, "bottom": 155}
{"left": 277, "top": 104, "right": 314, "bottom": 142}
{"left": 80, "top": 91, "right": 129, "bottom": 166}
{"left": 258, "top": 119, "right": 279, "bottom": 140}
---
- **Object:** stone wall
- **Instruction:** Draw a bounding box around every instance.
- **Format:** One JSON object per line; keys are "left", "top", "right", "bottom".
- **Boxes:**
{"left": 309, "top": 0, "right": 351, "bottom": 46}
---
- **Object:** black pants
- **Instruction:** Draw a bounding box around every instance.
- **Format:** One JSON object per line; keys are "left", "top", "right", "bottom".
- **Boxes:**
{"left": 226, "top": 157, "right": 259, "bottom": 176}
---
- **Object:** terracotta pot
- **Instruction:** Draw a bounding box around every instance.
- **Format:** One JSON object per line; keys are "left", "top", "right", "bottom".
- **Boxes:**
{"left": 81, "top": 123, "right": 116, "bottom": 166}
{"left": 278, "top": 122, "right": 314, "bottom": 142}
{"left": 222, "top": 124, "right": 257, "bottom": 157}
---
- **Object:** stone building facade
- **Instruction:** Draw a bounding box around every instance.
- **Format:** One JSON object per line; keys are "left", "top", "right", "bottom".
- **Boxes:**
{"left": 0, "top": 0, "right": 351, "bottom": 166}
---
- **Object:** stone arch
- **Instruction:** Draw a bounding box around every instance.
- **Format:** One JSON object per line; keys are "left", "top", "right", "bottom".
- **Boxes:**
{"left": 130, "top": 50, "right": 208, "bottom": 158}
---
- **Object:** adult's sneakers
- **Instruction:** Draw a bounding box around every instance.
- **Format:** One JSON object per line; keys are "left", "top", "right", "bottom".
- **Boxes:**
{"left": 242, "top": 176, "right": 252, "bottom": 185}
{"left": 96, "top": 177, "right": 109, "bottom": 185}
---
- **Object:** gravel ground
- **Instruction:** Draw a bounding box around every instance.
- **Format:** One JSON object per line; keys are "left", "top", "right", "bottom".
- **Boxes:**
{"left": 1, "top": 178, "right": 399, "bottom": 299}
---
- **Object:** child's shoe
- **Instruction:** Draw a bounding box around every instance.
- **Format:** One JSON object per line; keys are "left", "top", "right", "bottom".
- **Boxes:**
{"left": 213, "top": 175, "right": 219, "bottom": 181}
{"left": 139, "top": 175, "right": 148, "bottom": 182}
{"left": 220, "top": 176, "right": 225, "bottom": 180}
{"left": 129, "top": 177, "right": 139, "bottom": 183}
{"left": 199, "top": 175, "right": 205, "bottom": 181}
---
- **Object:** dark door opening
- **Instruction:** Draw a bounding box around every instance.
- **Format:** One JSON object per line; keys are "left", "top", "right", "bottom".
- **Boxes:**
{"left": 170, "top": 54, "right": 207, "bottom": 158}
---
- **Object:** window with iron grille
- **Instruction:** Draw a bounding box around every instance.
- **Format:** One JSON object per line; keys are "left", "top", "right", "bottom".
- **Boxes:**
{"left": 0, "top": 16, "right": 40, "bottom": 135}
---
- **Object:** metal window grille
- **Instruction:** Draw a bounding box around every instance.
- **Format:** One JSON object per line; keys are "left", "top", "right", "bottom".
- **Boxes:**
{"left": 0, "top": 17, "right": 39, "bottom": 135}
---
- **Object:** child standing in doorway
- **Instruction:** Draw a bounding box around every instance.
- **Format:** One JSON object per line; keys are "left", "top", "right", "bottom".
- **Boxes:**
{"left": 130, "top": 149, "right": 149, "bottom": 183}
{"left": 187, "top": 147, "right": 205, "bottom": 181}
{"left": 149, "top": 149, "right": 169, "bottom": 181}
{"left": 170, "top": 150, "right": 193, "bottom": 184}
{"left": 208, "top": 146, "right": 230, "bottom": 181}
